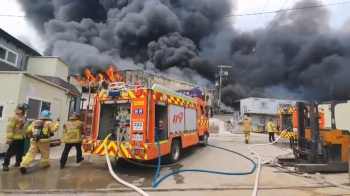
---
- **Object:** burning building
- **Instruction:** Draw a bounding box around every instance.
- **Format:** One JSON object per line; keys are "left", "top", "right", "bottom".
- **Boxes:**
{"left": 69, "top": 66, "right": 218, "bottom": 110}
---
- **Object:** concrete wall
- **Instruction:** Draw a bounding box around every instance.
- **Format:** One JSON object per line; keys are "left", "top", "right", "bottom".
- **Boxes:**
{"left": 27, "top": 57, "right": 69, "bottom": 81}
{"left": 0, "top": 37, "right": 27, "bottom": 69}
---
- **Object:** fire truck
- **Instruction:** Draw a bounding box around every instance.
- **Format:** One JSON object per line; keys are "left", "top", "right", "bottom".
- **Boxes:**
{"left": 278, "top": 105, "right": 325, "bottom": 139}
{"left": 82, "top": 81, "right": 212, "bottom": 164}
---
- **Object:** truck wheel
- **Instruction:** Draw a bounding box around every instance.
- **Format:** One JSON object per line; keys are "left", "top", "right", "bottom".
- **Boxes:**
{"left": 166, "top": 140, "right": 181, "bottom": 164}
{"left": 199, "top": 133, "right": 209, "bottom": 147}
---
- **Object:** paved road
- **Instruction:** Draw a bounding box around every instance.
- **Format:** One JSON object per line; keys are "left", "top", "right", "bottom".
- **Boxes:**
{"left": 0, "top": 133, "right": 349, "bottom": 195}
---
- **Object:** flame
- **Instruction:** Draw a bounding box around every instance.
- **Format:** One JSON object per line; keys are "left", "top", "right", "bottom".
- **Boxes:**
{"left": 85, "top": 69, "right": 96, "bottom": 85}
{"left": 106, "top": 66, "right": 115, "bottom": 82}
{"left": 98, "top": 73, "right": 104, "bottom": 81}
{"left": 115, "top": 71, "right": 122, "bottom": 82}
{"left": 76, "top": 76, "right": 83, "bottom": 85}
{"left": 80, "top": 65, "right": 123, "bottom": 86}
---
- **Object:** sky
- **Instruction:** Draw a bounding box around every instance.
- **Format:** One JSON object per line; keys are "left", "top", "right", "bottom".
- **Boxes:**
{"left": 0, "top": 0, "right": 349, "bottom": 54}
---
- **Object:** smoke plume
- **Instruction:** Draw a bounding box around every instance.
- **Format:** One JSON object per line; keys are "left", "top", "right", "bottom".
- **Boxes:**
{"left": 16, "top": 0, "right": 350, "bottom": 105}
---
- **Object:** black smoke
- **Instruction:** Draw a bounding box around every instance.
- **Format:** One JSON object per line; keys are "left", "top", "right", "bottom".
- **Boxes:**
{"left": 16, "top": 0, "right": 350, "bottom": 105}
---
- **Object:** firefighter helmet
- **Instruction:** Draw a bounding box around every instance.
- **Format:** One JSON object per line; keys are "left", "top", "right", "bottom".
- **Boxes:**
{"left": 16, "top": 103, "right": 29, "bottom": 111}
{"left": 71, "top": 112, "right": 80, "bottom": 117}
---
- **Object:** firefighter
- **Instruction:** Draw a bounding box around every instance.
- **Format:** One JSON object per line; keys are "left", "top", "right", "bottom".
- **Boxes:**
{"left": 19, "top": 110, "right": 60, "bottom": 174}
{"left": 240, "top": 115, "right": 252, "bottom": 144}
{"left": 59, "top": 112, "right": 85, "bottom": 169}
{"left": 2, "top": 103, "right": 29, "bottom": 171}
{"left": 267, "top": 118, "right": 277, "bottom": 143}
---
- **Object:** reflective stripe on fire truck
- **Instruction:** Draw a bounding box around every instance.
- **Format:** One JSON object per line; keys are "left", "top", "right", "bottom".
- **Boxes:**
{"left": 82, "top": 140, "right": 95, "bottom": 153}
{"left": 281, "top": 131, "right": 297, "bottom": 139}
{"left": 152, "top": 91, "right": 197, "bottom": 108}
{"left": 279, "top": 107, "right": 296, "bottom": 114}
{"left": 96, "top": 89, "right": 148, "bottom": 101}
{"left": 197, "top": 119, "right": 209, "bottom": 126}
{"left": 91, "top": 141, "right": 149, "bottom": 160}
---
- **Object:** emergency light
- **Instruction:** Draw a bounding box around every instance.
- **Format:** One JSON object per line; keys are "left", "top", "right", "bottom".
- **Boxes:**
{"left": 108, "top": 90, "right": 121, "bottom": 97}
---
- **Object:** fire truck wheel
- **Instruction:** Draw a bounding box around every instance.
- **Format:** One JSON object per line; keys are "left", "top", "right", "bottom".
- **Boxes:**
{"left": 167, "top": 139, "right": 181, "bottom": 164}
{"left": 199, "top": 133, "right": 209, "bottom": 147}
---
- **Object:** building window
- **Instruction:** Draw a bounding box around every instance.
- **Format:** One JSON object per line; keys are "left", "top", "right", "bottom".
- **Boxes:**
{"left": 0, "top": 103, "right": 5, "bottom": 120}
{"left": 260, "top": 116, "right": 266, "bottom": 124}
{"left": 0, "top": 47, "right": 6, "bottom": 59}
{"left": 0, "top": 44, "right": 18, "bottom": 66}
{"left": 26, "top": 98, "right": 52, "bottom": 120}
{"left": 261, "top": 101, "right": 267, "bottom": 109}
{"left": 7, "top": 51, "right": 17, "bottom": 64}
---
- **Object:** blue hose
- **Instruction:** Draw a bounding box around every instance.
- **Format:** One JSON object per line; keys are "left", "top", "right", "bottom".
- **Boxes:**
{"left": 152, "top": 129, "right": 257, "bottom": 188}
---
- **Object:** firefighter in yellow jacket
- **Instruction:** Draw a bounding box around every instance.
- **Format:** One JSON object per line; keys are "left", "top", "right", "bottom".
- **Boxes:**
{"left": 241, "top": 115, "right": 252, "bottom": 144}
{"left": 19, "top": 110, "right": 60, "bottom": 174}
{"left": 59, "top": 112, "right": 85, "bottom": 169}
{"left": 2, "top": 103, "right": 29, "bottom": 171}
{"left": 267, "top": 118, "right": 277, "bottom": 143}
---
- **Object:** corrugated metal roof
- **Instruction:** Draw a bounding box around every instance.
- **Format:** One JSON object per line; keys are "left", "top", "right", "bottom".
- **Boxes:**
{"left": 36, "top": 75, "right": 82, "bottom": 97}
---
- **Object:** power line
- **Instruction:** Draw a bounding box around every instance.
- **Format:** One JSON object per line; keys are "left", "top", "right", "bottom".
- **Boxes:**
{"left": 258, "top": 0, "right": 290, "bottom": 38}
{"left": 0, "top": 1, "right": 349, "bottom": 23}
{"left": 265, "top": 0, "right": 297, "bottom": 35}
{"left": 249, "top": 0, "right": 271, "bottom": 36}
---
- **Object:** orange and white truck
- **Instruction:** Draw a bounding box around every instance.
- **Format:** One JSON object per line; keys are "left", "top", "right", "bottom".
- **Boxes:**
{"left": 278, "top": 105, "right": 325, "bottom": 139}
{"left": 82, "top": 81, "right": 211, "bottom": 163}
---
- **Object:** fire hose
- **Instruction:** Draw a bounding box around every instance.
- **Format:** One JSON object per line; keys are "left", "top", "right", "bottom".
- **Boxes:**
{"left": 104, "top": 128, "right": 257, "bottom": 195}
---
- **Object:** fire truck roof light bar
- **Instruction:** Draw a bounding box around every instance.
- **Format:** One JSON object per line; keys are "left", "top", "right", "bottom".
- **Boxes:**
{"left": 102, "top": 100, "right": 130, "bottom": 104}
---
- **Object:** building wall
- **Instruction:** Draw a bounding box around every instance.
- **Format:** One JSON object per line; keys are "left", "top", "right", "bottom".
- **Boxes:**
{"left": 27, "top": 57, "right": 69, "bottom": 81}
{"left": 27, "top": 57, "right": 57, "bottom": 76}
{"left": 0, "top": 37, "right": 27, "bottom": 69}
{"left": 240, "top": 97, "right": 298, "bottom": 115}
{"left": 0, "top": 73, "right": 22, "bottom": 147}
{"left": 17, "top": 73, "right": 71, "bottom": 141}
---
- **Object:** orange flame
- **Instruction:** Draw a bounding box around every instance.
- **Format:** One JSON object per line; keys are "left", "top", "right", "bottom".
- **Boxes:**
{"left": 106, "top": 66, "right": 115, "bottom": 82}
{"left": 98, "top": 73, "right": 104, "bottom": 82}
{"left": 80, "top": 65, "right": 123, "bottom": 86}
{"left": 115, "top": 71, "right": 122, "bottom": 82}
{"left": 76, "top": 76, "right": 83, "bottom": 85}
{"left": 85, "top": 69, "right": 96, "bottom": 85}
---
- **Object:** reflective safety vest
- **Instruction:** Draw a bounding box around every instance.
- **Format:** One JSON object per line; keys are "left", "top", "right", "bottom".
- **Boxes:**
{"left": 63, "top": 120, "right": 85, "bottom": 143}
{"left": 267, "top": 122, "right": 275, "bottom": 133}
{"left": 6, "top": 114, "right": 27, "bottom": 140}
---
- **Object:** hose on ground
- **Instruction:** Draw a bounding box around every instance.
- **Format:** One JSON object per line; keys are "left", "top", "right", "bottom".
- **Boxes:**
{"left": 152, "top": 128, "right": 257, "bottom": 188}
{"left": 249, "top": 128, "right": 289, "bottom": 196}
{"left": 103, "top": 134, "right": 149, "bottom": 196}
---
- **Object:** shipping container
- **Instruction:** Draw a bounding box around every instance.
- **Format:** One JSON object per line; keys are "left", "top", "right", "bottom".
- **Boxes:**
{"left": 240, "top": 97, "right": 298, "bottom": 116}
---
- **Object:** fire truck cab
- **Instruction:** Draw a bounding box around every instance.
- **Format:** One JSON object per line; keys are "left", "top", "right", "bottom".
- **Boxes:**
{"left": 278, "top": 105, "right": 325, "bottom": 139}
{"left": 82, "top": 81, "right": 211, "bottom": 163}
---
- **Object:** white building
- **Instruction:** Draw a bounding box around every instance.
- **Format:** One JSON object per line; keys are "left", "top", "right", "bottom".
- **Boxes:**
{"left": 239, "top": 97, "right": 300, "bottom": 128}
{"left": 0, "top": 56, "right": 82, "bottom": 153}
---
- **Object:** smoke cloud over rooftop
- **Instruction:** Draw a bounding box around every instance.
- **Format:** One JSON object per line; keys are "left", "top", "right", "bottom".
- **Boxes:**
{"left": 16, "top": 0, "right": 350, "bottom": 104}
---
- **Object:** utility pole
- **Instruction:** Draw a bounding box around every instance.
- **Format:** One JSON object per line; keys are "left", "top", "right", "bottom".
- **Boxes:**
{"left": 216, "top": 65, "right": 232, "bottom": 109}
